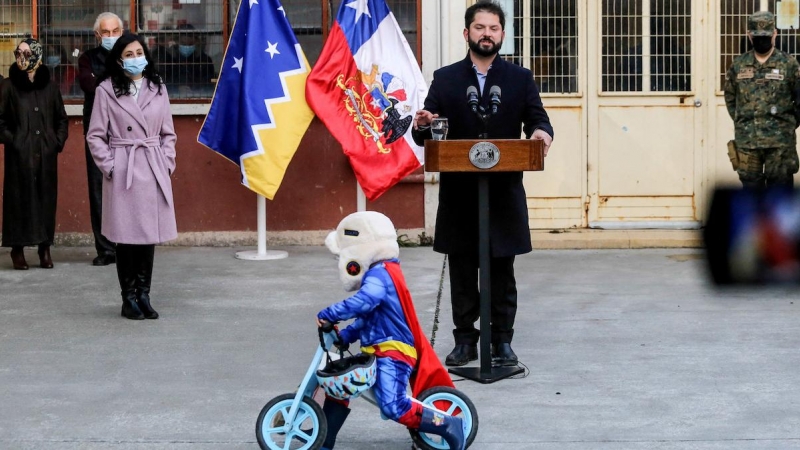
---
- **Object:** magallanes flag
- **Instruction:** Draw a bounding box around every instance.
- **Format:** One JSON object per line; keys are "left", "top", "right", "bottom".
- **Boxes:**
{"left": 306, "top": 0, "right": 427, "bottom": 201}
{"left": 198, "top": 0, "right": 314, "bottom": 200}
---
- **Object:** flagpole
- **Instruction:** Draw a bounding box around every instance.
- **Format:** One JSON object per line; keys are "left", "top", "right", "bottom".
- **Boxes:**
{"left": 235, "top": 194, "right": 288, "bottom": 260}
{"left": 357, "top": 182, "right": 367, "bottom": 212}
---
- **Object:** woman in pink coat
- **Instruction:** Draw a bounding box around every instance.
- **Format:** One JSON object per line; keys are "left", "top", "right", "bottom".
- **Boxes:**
{"left": 87, "top": 33, "right": 177, "bottom": 320}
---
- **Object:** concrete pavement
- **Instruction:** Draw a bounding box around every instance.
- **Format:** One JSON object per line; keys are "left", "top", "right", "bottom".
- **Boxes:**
{"left": 1, "top": 245, "right": 799, "bottom": 449}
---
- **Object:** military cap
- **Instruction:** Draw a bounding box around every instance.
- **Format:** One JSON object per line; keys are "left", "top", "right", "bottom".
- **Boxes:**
{"left": 748, "top": 11, "right": 776, "bottom": 36}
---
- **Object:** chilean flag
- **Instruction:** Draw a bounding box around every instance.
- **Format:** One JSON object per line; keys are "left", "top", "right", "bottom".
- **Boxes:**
{"left": 306, "top": 0, "right": 427, "bottom": 201}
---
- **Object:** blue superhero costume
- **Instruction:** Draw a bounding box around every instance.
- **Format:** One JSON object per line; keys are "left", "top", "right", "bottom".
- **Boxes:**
{"left": 318, "top": 258, "right": 422, "bottom": 425}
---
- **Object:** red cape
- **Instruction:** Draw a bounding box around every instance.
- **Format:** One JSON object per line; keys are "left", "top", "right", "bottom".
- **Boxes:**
{"left": 385, "top": 261, "right": 455, "bottom": 397}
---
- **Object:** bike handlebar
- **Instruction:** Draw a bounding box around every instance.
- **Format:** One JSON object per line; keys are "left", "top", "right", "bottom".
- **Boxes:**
{"left": 319, "top": 320, "right": 336, "bottom": 333}
{"left": 318, "top": 320, "right": 345, "bottom": 352}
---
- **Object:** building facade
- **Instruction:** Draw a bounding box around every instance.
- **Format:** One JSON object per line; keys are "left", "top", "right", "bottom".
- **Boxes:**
{"left": 0, "top": 0, "right": 797, "bottom": 244}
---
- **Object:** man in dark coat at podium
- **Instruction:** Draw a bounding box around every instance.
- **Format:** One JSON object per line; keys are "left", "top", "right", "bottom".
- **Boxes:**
{"left": 412, "top": 0, "right": 553, "bottom": 367}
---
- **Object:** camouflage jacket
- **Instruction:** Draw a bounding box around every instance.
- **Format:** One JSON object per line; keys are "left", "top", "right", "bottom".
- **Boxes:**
{"left": 724, "top": 48, "right": 800, "bottom": 149}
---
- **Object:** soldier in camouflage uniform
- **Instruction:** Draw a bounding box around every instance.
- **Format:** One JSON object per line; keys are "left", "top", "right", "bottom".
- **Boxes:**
{"left": 724, "top": 11, "right": 800, "bottom": 188}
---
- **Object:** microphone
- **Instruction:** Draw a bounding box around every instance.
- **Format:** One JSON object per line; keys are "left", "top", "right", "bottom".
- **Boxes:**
{"left": 466, "top": 86, "right": 479, "bottom": 113}
{"left": 489, "top": 85, "right": 501, "bottom": 115}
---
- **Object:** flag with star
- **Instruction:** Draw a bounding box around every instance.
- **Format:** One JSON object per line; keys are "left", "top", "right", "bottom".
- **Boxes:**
{"left": 306, "top": 0, "right": 427, "bottom": 201}
{"left": 198, "top": 0, "right": 314, "bottom": 199}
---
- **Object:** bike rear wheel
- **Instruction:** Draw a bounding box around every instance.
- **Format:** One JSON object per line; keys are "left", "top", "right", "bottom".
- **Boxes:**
{"left": 409, "top": 386, "right": 479, "bottom": 449}
{"left": 256, "top": 393, "right": 327, "bottom": 450}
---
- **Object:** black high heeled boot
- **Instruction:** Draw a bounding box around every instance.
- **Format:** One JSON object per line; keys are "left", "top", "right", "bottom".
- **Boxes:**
{"left": 38, "top": 243, "right": 53, "bottom": 269}
{"left": 117, "top": 245, "right": 144, "bottom": 320}
{"left": 135, "top": 245, "right": 158, "bottom": 319}
{"left": 10, "top": 246, "right": 28, "bottom": 270}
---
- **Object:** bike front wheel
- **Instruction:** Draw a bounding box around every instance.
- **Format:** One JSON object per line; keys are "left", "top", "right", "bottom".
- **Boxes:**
{"left": 256, "top": 393, "right": 327, "bottom": 450}
{"left": 409, "top": 386, "right": 479, "bottom": 449}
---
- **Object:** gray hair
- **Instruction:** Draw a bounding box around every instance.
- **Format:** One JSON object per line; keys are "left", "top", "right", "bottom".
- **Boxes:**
{"left": 93, "top": 12, "right": 124, "bottom": 33}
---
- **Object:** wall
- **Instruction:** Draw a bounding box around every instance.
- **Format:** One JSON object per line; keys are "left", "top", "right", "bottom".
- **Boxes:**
{"left": 0, "top": 115, "right": 426, "bottom": 244}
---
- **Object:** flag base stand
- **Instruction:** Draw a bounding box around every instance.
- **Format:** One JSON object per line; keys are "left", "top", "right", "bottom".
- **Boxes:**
{"left": 234, "top": 195, "right": 288, "bottom": 261}
{"left": 235, "top": 250, "right": 288, "bottom": 260}
{"left": 448, "top": 365, "right": 524, "bottom": 384}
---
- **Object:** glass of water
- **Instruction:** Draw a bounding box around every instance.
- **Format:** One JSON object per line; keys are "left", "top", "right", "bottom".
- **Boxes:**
{"left": 431, "top": 117, "right": 448, "bottom": 141}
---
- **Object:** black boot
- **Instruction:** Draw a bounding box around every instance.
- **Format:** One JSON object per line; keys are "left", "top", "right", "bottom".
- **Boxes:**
{"left": 416, "top": 407, "right": 465, "bottom": 450}
{"left": 10, "top": 246, "right": 28, "bottom": 270}
{"left": 321, "top": 398, "right": 351, "bottom": 450}
{"left": 37, "top": 243, "right": 53, "bottom": 269}
{"left": 135, "top": 245, "right": 158, "bottom": 319}
{"left": 117, "top": 245, "right": 144, "bottom": 320}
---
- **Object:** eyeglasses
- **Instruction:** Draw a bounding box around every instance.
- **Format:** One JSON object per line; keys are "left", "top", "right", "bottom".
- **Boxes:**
{"left": 13, "top": 50, "right": 32, "bottom": 59}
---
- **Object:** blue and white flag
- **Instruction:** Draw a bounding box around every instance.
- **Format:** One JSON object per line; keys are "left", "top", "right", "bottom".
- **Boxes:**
{"left": 198, "top": 0, "right": 314, "bottom": 199}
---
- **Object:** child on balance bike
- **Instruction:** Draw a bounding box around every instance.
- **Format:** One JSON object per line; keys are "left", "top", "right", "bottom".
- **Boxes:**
{"left": 316, "top": 211, "right": 466, "bottom": 450}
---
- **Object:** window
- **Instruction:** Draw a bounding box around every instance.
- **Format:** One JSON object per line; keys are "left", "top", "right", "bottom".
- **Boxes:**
{"left": 0, "top": 0, "right": 419, "bottom": 102}
{"left": 602, "top": 0, "right": 691, "bottom": 93}
{"left": 38, "top": 0, "right": 130, "bottom": 100}
{"left": 719, "top": 0, "right": 759, "bottom": 89}
{"left": 285, "top": 0, "right": 419, "bottom": 66}
{"left": 137, "top": 0, "right": 225, "bottom": 99}
{"left": 505, "top": 0, "right": 579, "bottom": 94}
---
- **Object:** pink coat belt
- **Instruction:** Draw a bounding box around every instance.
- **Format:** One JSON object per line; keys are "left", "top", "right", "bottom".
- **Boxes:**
{"left": 109, "top": 136, "right": 162, "bottom": 190}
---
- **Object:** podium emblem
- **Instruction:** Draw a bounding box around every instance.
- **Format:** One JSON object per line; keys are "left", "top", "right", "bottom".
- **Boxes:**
{"left": 469, "top": 142, "right": 500, "bottom": 169}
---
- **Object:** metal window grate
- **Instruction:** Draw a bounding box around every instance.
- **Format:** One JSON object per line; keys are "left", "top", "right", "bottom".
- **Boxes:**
{"left": 267, "top": 0, "right": 419, "bottom": 68}
{"left": 767, "top": 0, "right": 799, "bottom": 59}
{"left": 602, "top": 0, "right": 643, "bottom": 92}
{"left": 506, "top": 0, "right": 579, "bottom": 94}
{"left": 532, "top": 0, "right": 579, "bottom": 93}
{"left": 138, "top": 0, "right": 224, "bottom": 99}
{"left": 649, "top": 0, "right": 691, "bottom": 92}
{"left": 37, "top": 0, "right": 130, "bottom": 100}
{"left": 0, "top": 1, "right": 34, "bottom": 81}
{"left": 602, "top": 0, "right": 691, "bottom": 93}
{"left": 719, "top": 0, "right": 759, "bottom": 90}
{"left": 283, "top": 0, "right": 323, "bottom": 66}
{"left": 0, "top": 0, "right": 419, "bottom": 100}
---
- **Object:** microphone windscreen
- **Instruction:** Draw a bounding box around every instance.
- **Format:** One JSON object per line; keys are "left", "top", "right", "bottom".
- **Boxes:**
{"left": 490, "top": 85, "right": 501, "bottom": 97}
{"left": 467, "top": 86, "right": 478, "bottom": 96}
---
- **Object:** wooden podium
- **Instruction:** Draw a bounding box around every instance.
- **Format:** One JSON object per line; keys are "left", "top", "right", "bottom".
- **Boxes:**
{"left": 425, "top": 139, "right": 544, "bottom": 384}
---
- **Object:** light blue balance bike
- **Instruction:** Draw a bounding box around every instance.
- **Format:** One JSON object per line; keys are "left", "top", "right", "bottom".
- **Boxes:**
{"left": 255, "top": 326, "right": 479, "bottom": 450}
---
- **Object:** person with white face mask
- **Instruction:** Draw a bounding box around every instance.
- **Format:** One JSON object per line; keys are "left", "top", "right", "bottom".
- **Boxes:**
{"left": 78, "top": 12, "right": 124, "bottom": 267}
{"left": 86, "top": 33, "right": 177, "bottom": 321}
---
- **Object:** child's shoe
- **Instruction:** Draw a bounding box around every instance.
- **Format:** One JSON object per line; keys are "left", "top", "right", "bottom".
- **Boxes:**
{"left": 417, "top": 407, "right": 465, "bottom": 450}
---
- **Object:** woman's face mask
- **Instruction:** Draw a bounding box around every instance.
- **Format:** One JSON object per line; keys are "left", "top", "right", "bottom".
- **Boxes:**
{"left": 752, "top": 36, "right": 774, "bottom": 54}
{"left": 122, "top": 56, "right": 148, "bottom": 76}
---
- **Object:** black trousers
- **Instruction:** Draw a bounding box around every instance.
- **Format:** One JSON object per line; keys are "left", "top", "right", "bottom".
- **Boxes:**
{"left": 448, "top": 253, "right": 517, "bottom": 345}
{"left": 85, "top": 142, "right": 115, "bottom": 256}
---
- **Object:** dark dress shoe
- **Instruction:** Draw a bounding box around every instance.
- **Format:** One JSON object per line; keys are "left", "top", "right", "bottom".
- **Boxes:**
{"left": 38, "top": 246, "right": 53, "bottom": 269}
{"left": 93, "top": 254, "right": 116, "bottom": 266}
{"left": 492, "top": 343, "right": 519, "bottom": 366}
{"left": 10, "top": 247, "right": 28, "bottom": 270}
{"left": 445, "top": 344, "right": 478, "bottom": 366}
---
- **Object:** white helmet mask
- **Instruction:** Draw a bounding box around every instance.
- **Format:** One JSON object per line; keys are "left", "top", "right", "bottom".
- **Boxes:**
{"left": 325, "top": 211, "right": 400, "bottom": 291}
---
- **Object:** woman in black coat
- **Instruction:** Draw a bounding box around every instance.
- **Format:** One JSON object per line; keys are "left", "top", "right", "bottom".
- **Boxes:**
{"left": 0, "top": 38, "right": 69, "bottom": 270}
